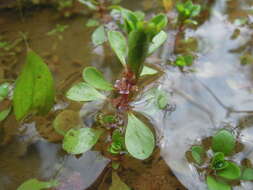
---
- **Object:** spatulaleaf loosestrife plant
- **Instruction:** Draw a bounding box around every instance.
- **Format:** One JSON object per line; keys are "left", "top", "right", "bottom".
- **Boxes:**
{"left": 189, "top": 129, "right": 253, "bottom": 190}
{"left": 176, "top": 0, "right": 201, "bottom": 26}
{"left": 65, "top": 11, "right": 168, "bottom": 160}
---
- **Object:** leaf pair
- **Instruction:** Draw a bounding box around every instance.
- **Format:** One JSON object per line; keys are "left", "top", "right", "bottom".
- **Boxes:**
{"left": 66, "top": 67, "right": 113, "bottom": 102}
{"left": 176, "top": 0, "right": 201, "bottom": 24}
{"left": 107, "top": 28, "right": 164, "bottom": 78}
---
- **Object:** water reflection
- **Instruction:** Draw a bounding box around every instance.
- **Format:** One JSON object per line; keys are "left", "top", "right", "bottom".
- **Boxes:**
{"left": 134, "top": 0, "right": 253, "bottom": 189}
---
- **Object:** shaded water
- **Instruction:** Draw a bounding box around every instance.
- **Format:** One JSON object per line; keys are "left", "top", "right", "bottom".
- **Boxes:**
{"left": 1, "top": 0, "right": 253, "bottom": 190}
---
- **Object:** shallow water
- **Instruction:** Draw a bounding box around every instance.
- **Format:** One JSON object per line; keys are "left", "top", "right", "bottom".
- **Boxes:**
{"left": 134, "top": 0, "right": 253, "bottom": 189}
{"left": 1, "top": 0, "right": 253, "bottom": 189}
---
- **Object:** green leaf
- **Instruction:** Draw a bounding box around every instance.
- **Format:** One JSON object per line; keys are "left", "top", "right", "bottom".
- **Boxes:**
{"left": 53, "top": 110, "right": 81, "bottom": 136}
{"left": 140, "top": 66, "right": 158, "bottom": 76}
{"left": 17, "top": 178, "right": 58, "bottom": 190}
{"left": 128, "top": 28, "right": 150, "bottom": 78}
{"left": 13, "top": 50, "right": 55, "bottom": 121}
{"left": 190, "top": 4, "right": 201, "bottom": 17}
{"left": 107, "top": 30, "right": 128, "bottom": 66}
{"left": 206, "top": 176, "right": 231, "bottom": 190}
{"left": 191, "top": 145, "right": 204, "bottom": 165}
{"left": 174, "top": 54, "right": 194, "bottom": 67}
{"left": 82, "top": 67, "right": 113, "bottom": 91}
{"left": 148, "top": 30, "right": 167, "bottom": 55}
{"left": 108, "top": 129, "right": 125, "bottom": 154}
{"left": 150, "top": 14, "right": 168, "bottom": 32}
{"left": 121, "top": 8, "right": 139, "bottom": 33}
{"left": 241, "top": 168, "right": 253, "bottom": 180}
{"left": 217, "top": 161, "right": 241, "bottom": 180}
{"left": 86, "top": 19, "right": 100, "bottom": 27}
{"left": 0, "top": 107, "right": 11, "bottom": 122}
{"left": 212, "top": 129, "right": 236, "bottom": 156}
{"left": 109, "top": 172, "right": 130, "bottom": 190}
{"left": 134, "top": 11, "right": 145, "bottom": 21}
{"left": 125, "top": 113, "right": 155, "bottom": 160}
{"left": 156, "top": 89, "right": 168, "bottom": 109}
{"left": 0, "top": 82, "right": 9, "bottom": 101}
{"left": 211, "top": 152, "right": 228, "bottom": 170}
{"left": 92, "top": 25, "right": 106, "bottom": 46}
{"left": 63, "top": 128, "right": 103, "bottom": 154}
{"left": 66, "top": 82, "right": 106, "bottom": 102}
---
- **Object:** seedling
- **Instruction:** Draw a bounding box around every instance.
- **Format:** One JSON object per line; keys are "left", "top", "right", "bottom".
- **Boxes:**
{"left": 172, "top": 54, "right": 194, "bottom": 67}
{"left": 188, "top": 129, "right": 253, "bottom": 190}
{"left": 47, "top": 24, "right": 69, "bottom": 40}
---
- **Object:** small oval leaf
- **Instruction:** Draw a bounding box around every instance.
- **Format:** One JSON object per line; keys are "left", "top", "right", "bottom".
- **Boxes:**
{"left": 0, "top": 107, "right": 11, "bottom": 122}
{"left": 0, "top": 82, "right": 10, "bottom": 101}
{"left": 92, "top": 25, "right": 106, "bottom": 46}
{"left": 206, "top": 176, "right": 231, "bottom": 190}
{"left": 217, "top": 161, "right": 241, "bottom": 180}
{"left": 191, "top": 145, "right": 204, "bottom": 165}
{"left": 66, "top": 82, "right": 106, "bottom": 102}
{"left": 108, "top": 30, "right": 128, "bottom": 66}
{"left": 125, "top": 113, "right": 155, "bottom": 160}
{"left": 17, "top": 178, "right": 58, "bottom": 190}
{"left": 211, "top": 129, "right": 236, "bottom": 156}
{"left": 83, "top": 67, "right": 113, "bottom": 91}
{"left": 53, "top": 110, "right": 81, "bottom": 136}
{"left": 148, "top": 30, "right": 168, "bottom": 55}
{"left": 241, "top": 168, "right": 253, "bottom": 181}
{"left": 63, "top": 128, "right": 103, "bottom": 154}
{"left": 140, "top": 66, "right": 158, "bottom": 76}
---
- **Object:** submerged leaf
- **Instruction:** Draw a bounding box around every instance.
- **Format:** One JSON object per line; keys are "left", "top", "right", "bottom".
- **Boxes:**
{"left": 140, "top": 66, "right": 158, "bottom": 76}
{"left": 17, "top": 178, "right": 58, "bottom": 190}
{"left": 206, "top": 176, "right": 231, "bottom": 190}
{"left": 86, "top": 19, "right": 100, "bottom": 27}
{"left": 148, "top": 30, "right": 167, "bottom": 55}
{"left": 83, "top": 67, "right": 113, "bottom": 91}
{"left": 66, "top": 82, "right": 106, "bottom": 102}
{"left": 63, "top": 128, "right": 103, "bottom": 154}
{"left": 125, "top": 113, "right": 155, "bottom": 160}
{"left": 53, "top": 110, "right": 81, "bottom": 136}
{"left": 109, "top": 172, "right": 130, "bottom": 190}
{"left": 107, "top": 30, "right": 128, "bottom": 66}
{"left": 212, "top": 129, "right": 236, "bottom": 156}
{"left": 191, "top": 145, "right": 204, "bottom": 165}
{"left": 0, "top": 82, "right": 10, "bottom": 101}
{"left": 217, "top": 161, "right": 241, "bottom": 180}
{"left": 0, "top": 107, "right": 11, "bottom": 122}
{"left": 241, "top": 168, "right": 253, "bottom": 180}
{"left": 13, "top": 50, "right": 55, "bottom": 121}
{"left": 92, "top": 25, "right": 106, "bottom": 46}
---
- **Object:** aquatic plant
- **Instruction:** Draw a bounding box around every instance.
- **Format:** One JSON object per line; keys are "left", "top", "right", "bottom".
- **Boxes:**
{"left": 65, "top": 11, "right": 168, "bottom": 160}
{"left": 189, "top": 129, "right": 253, "bottom": 190}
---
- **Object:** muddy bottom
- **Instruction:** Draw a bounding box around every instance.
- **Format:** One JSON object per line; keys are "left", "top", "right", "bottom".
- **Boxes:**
{"left": 0, "top": 6, "right": 186, "bottom": 190}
